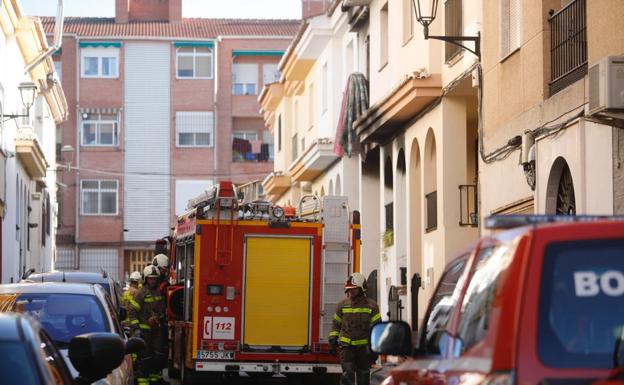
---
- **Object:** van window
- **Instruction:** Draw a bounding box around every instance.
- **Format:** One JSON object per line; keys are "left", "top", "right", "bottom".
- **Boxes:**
{"left": 420, "top": 255, "right": 468, "bottom": 353}
{"left": 456, "top": 243, "right": 511, "bottom": 353}
{"left": 539, "top": 239, "right": 624, "bottom": 369}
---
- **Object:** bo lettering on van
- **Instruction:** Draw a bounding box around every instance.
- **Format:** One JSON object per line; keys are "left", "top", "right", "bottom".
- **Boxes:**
{"left": 574, "top": 271, "right": 624, "bottom": 297}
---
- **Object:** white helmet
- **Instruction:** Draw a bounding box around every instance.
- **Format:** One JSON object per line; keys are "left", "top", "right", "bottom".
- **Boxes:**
{"left": 344, "top": 272, "right": 367, "bottom": 292}
{"left": 153, "top": 253, "right": 169, "bottom": 269}
{"left": 143, "top": 265, "right": 160, "bottom": 279}
{"left": 129, "top": 271, "right": 142, "bottom": 282}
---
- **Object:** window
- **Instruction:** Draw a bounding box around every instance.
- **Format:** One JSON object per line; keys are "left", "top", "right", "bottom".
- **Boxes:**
{"left": 380, "top": 3, "right": 389, "bottom": 67}
{"left": 53, "top": 61, "right": 62, "bottom": 83}
{"left": 456, "top": 243, "right": 512, "bottom": 353}
{"left": 81, "top": 47, "right": 119, "bottom": 78}
{"left": 39, "top": 330, "right": 73, "bottom": 385}
{"left": 278, "top": 115, "right": 282, "bottom": 152}
{"left": 385, "top": 202, "right": 394, "bottom": 231}
{"left": 403, "top": 0, "right": 414, "bottom": 44}
{"left": 176, "top": 47, "right": 213, "bottom": 79}
{"left": 81, "top": 180, "right": 118, "bottom": 215}
{"left": 263, "top": 63, "right": 280, "bottom": 85}
{"left": 445, "top": 0, "right": 462, "bottom": 62}
{"left": 500, "top": 0, "right": 522, "bottom": 58}
{"left": 81, "top": 113, "right": 118, "bottom": 146}
{"left": 308, "top": 84, "right": 315, "bottom": 129}
{"left": 232, "top": 63, "right": 258, "bottom": 95}
{"left": 420, "top": 255, "right": 469, "bottom": 353}
{"left": 426, "top": 191, "right": 437, "bottom": 232}
{"left": 322, "top": 63, "right": 328, "bottom": 113}
{"left": 539, "top": 239, "right": 624, "bottom": 369}
{"left": 232, "top": 131, "right": 264, "bottom": 162}
{"left": 292, "top": 133, "right": 298, "bottom": 161}
{"left": 176, "top": 111, "right": 214, "bottom": 147}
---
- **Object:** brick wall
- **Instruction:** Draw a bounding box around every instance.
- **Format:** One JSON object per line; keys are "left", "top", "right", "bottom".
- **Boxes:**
{"left": 117, "top": 0, "right": 182, "bottom": 22}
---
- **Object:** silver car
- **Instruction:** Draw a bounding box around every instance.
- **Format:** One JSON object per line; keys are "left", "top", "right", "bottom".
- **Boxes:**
{"left": 0, "top": 282, "right": 134, "bottom": 385}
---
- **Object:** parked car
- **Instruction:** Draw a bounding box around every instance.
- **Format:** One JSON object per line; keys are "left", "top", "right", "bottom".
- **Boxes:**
{"left": 0, "top": 312, "right": 127, "bottom": 385}
{"left": 25, "top": 270, "right": 124, "bottom": 315}
{"left": 0, "top": 282, "right": 135, "bottom": 385}
{"left": 371, "top": 215, "right": 624, "bottom": 385}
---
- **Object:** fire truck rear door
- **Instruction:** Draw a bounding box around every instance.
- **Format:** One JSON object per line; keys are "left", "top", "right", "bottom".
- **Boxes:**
{"left": 243, "top": 236, "right": 312, "bottom": 349}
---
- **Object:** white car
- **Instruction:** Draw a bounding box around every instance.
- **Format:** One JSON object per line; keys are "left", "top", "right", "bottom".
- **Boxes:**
{"left": 0, "top": 282, "right": 134, "bottom": 385}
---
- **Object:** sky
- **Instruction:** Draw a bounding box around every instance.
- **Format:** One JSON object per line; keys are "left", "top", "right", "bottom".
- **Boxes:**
{"left": 21, "top": 0, "right": 302, "bottom": 19}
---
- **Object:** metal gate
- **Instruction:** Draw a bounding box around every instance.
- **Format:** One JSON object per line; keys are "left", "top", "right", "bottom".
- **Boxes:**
{"left": 79, "top": 248, "right": 119, "bottom": 280}
{"left": 126, "top": 250, "right": 154, "bottom": 279}
{"left": 55, "top": 247, "right": 76, "bottom": 270}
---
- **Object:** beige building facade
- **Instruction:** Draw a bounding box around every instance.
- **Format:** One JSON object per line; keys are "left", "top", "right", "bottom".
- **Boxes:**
{"left": 481, "top": 0, "right": 622, "bottom": 219}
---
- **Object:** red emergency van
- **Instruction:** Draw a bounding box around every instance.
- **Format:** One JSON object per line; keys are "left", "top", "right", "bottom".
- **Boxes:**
{"left": 371, "top": 215, "right": 624, "bottom": 385}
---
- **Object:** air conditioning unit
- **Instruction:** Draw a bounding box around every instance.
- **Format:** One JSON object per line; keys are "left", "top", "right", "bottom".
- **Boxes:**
{"left": 588, "top": 56, "right": 624, "bottom": 116}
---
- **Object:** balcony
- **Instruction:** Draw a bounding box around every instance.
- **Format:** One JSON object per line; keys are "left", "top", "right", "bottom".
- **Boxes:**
{"left": 355, "top": 73, "right": 442, "bottom": 144}
{"left": 262, "top": 172, "right": 292, "bottom": 199}
{"left": 232, "top": 137, "right": 273, "bottom": 163}
{"left": 288, "top": 138, "right": 338, "bottom": 182}
{"left": 15, "top": 126, "right": 48, "bottom": 179}
{"left": 549, "top": 0, "right": 587, "bottom": 96}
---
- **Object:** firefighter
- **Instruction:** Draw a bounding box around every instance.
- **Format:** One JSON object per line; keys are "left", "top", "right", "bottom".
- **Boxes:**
{"left": 152, "top": 253, "right": 170, "bottom": 293}
{"left": 329, "top": 272, "right": 381, "bottom": 385}
{"left": 128, "top": 265, "right": 167, "bottom": 385}
{"left": 122, "top": 271, "right": 142, "bottom": 328}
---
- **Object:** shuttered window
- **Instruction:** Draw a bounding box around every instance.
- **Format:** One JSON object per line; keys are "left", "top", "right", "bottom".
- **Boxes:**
{"left": 500, "top": 0, "right": 522, "bottom": 59}
{"left": 263, "top": 63, "right": 280, "bottom": 85}
{"left": 176, "top": 111, "right": 214, "bottom": 147}
{"left": 403, "top": 0, "right": 414, "bottom": 44}
{"left": 232, "top": 63, "right": 258, "bottom": 95}
{"left": 445, "top": 0, "right": 462, "bottom": 62}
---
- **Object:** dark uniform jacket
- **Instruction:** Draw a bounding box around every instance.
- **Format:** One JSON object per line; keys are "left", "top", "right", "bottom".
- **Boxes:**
{"left": 329, "top": 294, "right": 381, "bottom": 346}
{"left": 127, "top": 285, "right": 166, "bottom": 333}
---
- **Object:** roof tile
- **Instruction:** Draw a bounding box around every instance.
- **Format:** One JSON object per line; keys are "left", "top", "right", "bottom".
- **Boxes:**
{"left": 41, "top": 17, "right": 300, "bottom": 38}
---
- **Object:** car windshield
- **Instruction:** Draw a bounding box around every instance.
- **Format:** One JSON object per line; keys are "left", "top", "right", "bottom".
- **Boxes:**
{"left": 539, "top": 239, "right": 624, "bottom": 369}
{"left": 0, "top": 340, "right": 41, "bottom": 385}
{"left": 13, "top": 293, "right": 109, "bottom": 346}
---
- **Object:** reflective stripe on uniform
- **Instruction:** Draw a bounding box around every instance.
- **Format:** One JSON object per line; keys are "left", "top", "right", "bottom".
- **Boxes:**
{"left": 139, "top": 323, "right": 152, "bottom": 330}
{"left": 128, "top": 299, "right": 141, "bottom": 310}
{"left": 371, "top": 313, "right": 381, "bottom": 322}
{"left": 129, "top": 319, "right": 139, "bottom": 325}
{"left": 342, "top": 307, "right": 372, "bottom": 314}
{"left": 329, "top": 331, "right": 340, "bottom": 337}
{"left": 144, "top": 295, "right": 163, "bottom": 303}
{"left": 333, "top": 314, "right": 342, "bottom": 323}
{"left": 339, "top": 336, "right": 368, "bottom": 346}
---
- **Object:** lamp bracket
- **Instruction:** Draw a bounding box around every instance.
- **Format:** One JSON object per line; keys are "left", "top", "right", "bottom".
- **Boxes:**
{"left": 423, "top": 26, "right": 481, "bottom": 58}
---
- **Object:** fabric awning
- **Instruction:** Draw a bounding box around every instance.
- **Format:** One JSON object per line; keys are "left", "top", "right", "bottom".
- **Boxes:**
{"left": 174, "top": 41, "right": 215, "bottom": 48}
{"left": 79, "top": 107, "right": 119, "bottom": 115}
{"left": 79, "top": 41, "right": 121, "bottom": 48}
{"left": 334, "top": 73, "right": 369, "bottom": 157}
{"left": 232, "top": 50, "right": 284, "bottom": 57}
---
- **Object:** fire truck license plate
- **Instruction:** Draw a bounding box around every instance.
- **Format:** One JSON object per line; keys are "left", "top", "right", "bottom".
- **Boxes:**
{"left": 197, "top": 351, "right": 235, "bottom": 360}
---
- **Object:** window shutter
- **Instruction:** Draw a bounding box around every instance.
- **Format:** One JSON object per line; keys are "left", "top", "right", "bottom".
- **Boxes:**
{"left": 233, "top": 63, "right": 258, "bottom": 84}
{"left": 176, "top": 111, "right": 214, "bottom": 145}
{"left": 500, "top": 0, "right": 521, "bottom": 58}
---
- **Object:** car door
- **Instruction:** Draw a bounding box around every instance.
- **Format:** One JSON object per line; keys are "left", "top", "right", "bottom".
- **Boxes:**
{"left": 387, "top": 252, "right": 471, "bottom": 385}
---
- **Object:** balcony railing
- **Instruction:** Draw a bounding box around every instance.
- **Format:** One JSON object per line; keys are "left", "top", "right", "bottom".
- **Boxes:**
{"left": 459, "top": 184, "right": 478, "bottom": 227}
{"left": 425, "top": 191, "right": 437, "bottom": 233}
{"left": 549, "top": 0, "right": 587, "bottom": 96}
{"left": 232, "top": 137, "right": 273, "bottom": 163}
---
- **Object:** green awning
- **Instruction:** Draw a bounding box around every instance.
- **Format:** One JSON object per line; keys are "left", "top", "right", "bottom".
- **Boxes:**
{"left": 232, "top": 50, "right": 285, "bottom": 57}
{"left": 53, "top": 48, "right": 62, "bottom": 56}
{"left": 79, "top": 41, "right": 121, "bottom": 48}
{"left": 174, "top": 41, "right": 215, "bottom": 48}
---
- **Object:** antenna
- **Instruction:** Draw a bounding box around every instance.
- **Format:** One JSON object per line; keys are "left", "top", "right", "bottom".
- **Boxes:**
{"left": 62, "top": 270, "right": 66, "bottom": 282}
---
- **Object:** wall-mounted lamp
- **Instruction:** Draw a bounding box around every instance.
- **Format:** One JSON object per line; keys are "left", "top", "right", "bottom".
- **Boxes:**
{"left": 412, "top": 0, "right": 481, "bottom": 58}
{"left": 2, "top": 82, "right": 38, "bottom": 122}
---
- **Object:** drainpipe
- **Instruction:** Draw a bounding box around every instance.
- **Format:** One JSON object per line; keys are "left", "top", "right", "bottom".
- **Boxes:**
{"left": 74, "top": 35, "right": 80, "bottom": 268}
{"left": 24, "top": 0, "right": 64, "bottom": 73}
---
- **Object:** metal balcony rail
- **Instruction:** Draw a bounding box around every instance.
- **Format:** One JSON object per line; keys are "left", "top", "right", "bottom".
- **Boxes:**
{"left": 549, "top": 0, "right": 587, "bottom": 96}
{"left": 459, "top": 184, "right": 478, "bottom": 227}
{"left": 425, "top": 190, "right": 437, "bottom": 233}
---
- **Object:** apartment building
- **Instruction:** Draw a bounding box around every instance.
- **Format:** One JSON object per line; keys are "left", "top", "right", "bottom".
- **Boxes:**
{"left": 480, "top": 0, "right": 623, "bottom": 217}
{"left": 345, "top": 0, "right": 480, "bottom": 323}
{"left": 46, "top": 0, "right": 299, "bottom": 280}
{"left": 0, "top": 0, "right": 67, "bottom": 282}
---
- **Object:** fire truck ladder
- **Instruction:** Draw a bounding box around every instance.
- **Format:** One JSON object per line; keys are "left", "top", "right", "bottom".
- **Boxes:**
{"left": 214, "top": 197, "right": 237, "bottom": 266}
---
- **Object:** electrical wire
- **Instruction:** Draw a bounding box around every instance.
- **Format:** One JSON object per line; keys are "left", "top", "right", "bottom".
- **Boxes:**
{"left": 50, "top": 164, "right": 271, "bottom": 180}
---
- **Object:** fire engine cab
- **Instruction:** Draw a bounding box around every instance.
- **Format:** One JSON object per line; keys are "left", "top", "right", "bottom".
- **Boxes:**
{"left": 165, "top": 181, "right": 360, "bottom": 384}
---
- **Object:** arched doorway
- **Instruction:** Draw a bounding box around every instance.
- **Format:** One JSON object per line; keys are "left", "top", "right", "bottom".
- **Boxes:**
{"left": 407, "top": 139, "right": 422, "bottom": 328}
{"left": 545, "top": 157, "right": 576, "bottom": 215}
{"left": 424, "top": 129, "right": 437, "bottom": 232}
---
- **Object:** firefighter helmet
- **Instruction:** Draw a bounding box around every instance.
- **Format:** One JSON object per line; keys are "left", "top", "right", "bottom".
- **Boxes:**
{"left": 344, "top": 272, "right": 367, "bottom": 292}
{"left": 129, "top": 271, "right": 142, "bottom": 282}
{"left": 143, "top": 265, "right": 160, "bottom": 279}
{"left": 153, "top": 253, "right": 170, "bottom": 269}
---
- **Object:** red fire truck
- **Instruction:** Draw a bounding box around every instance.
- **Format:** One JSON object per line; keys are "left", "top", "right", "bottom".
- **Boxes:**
{"left": 165, "top": 181, "right": 361, "bottom": 384}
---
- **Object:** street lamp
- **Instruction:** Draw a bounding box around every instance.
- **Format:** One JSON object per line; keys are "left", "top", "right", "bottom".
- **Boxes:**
{"left": 2, "top": 82, "right": 38, "bottom": 122}
{"left": 412, "top": 0, "right": 481, "bottom": 58}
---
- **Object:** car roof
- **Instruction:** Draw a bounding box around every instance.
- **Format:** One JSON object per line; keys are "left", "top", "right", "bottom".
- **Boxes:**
{"left": 0, "top": 313, "right": 25, "bottom": 341}
{"left": 27, "top": 271, "right": 111, "bottom": 284}
{"left": 0, "top": 282, "right": 99, "bottom": 295}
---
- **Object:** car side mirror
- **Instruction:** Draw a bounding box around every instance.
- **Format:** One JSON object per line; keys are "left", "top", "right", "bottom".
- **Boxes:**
{"left": 370, "top": 321, "right": 412, "bottom": 356}
{"left": 125, "top": 337, "right": 146, "bottom": 355}
{"left": 69, "top": 333, "right": 125, "bottom": 385}
{"left": 118, "top": 307, "right": 127, "bottom": 321}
